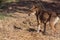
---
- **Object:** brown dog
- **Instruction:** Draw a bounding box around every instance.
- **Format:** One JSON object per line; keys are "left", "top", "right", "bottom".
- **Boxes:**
{"left": 29, "top": 5, "right": 60, "bottom": 34}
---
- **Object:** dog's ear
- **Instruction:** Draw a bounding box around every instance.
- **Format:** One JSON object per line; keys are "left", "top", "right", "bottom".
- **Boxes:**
{"left": 30, "top": 5, "right": 36, "bottom": 10}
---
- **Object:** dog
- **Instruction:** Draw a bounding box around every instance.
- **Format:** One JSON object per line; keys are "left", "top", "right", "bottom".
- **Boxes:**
{"left": 29, "top": 4, "right": 60, "bottom": 34}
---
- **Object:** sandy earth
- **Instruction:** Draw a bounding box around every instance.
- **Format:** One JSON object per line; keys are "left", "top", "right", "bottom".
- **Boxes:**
{"left": 0, "top": 12, "right": 60, "bottom": 40}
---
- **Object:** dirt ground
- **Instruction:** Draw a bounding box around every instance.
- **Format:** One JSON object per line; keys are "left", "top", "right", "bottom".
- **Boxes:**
{"left": 0, "top": 12, "right": 60, "bottom": 40}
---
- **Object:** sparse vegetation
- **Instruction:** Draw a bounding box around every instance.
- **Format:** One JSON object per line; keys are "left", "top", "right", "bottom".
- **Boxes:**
{"left": 0, "top": 13, "right": 6, "bottom": 19}
{"left": 0, "top": 12, "right": 11, "bottom": 20}
{"left": 0, "top": 0, "right": 17, "bottom": 3}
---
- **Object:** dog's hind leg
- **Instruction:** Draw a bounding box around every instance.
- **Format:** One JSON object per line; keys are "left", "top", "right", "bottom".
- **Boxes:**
{"left": 49, "top": 16, "right": 59, "bottom": 33}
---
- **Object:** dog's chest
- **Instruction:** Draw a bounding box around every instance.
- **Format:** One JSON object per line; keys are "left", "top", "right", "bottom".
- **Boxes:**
{"left": 43, "top": 12, "right": 49, "bottom": 19}
{"left": 40, "top": 12, "right": 49, "bottom": 23}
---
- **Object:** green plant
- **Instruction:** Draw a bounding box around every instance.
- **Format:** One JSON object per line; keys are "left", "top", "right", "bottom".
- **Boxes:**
{"left": 0, "top": 13, "right": 5, "bottom": 19}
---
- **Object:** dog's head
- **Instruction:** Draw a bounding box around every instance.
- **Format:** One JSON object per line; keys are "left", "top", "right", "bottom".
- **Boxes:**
{"left": 28, "top": 5, "right": 40, "bottom": 16}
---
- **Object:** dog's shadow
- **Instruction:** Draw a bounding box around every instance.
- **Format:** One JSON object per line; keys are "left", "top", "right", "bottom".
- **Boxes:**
{"left": 27, "top": 28, "right": 36, "bottom": 32}
{"left": 27, "top": 28, "right": 42, "bottom": 32}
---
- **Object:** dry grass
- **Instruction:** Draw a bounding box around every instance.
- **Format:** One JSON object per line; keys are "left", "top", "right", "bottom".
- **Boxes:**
{"left": 0, "top": 12, "right": 60, "bottom": 40}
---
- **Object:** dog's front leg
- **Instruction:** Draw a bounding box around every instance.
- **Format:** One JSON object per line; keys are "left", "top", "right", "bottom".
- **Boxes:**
{"left": 35, "top": 14, "right": 41, "bottom": 33}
